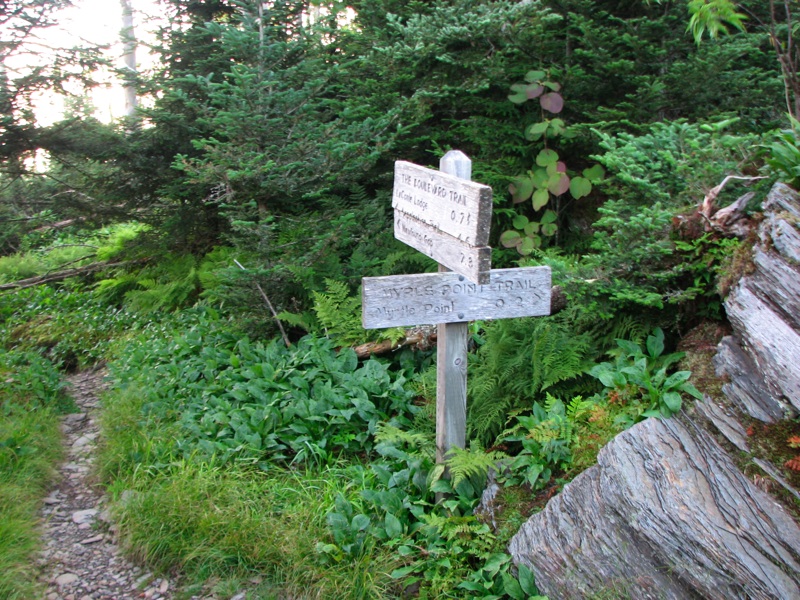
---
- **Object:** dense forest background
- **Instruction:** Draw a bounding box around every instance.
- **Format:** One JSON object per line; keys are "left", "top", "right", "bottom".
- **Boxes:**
{"left": 2, "top": 0, "right": 799, "bottom": 598}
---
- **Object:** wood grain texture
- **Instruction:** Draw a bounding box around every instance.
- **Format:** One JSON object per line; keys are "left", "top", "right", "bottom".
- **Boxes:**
{"left": 361, "top": 266, "right": 552, "bottom": 329}
{"left": 392, "top": 160, "right": 492, "bottom": 246}
{"left": 394, "top": 211, "right": 491, "bottom": 284}
{"left": 436, "top": 319, "right": 468, "bottom": 462}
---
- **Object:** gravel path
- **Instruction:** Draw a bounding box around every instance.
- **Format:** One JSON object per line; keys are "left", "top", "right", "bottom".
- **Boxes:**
{"left": 37, "top": 369, "right": 175, "bottom": 600}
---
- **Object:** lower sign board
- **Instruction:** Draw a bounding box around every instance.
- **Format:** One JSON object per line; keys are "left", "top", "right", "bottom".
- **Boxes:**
{"left": 394, "top": 211, "right": 491, "bottom": 284}
{"left": 362, "top": 266, "right": 551, "bottom": 329}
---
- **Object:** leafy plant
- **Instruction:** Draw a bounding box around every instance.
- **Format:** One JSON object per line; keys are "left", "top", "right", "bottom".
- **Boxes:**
{"left": 589, "top": 328, "right": 702, "bottom": 420}
{"left": 500, "top": 395, "right": 593, "bottom": 490}
{"left": 766, "top": 114, "right": 800, "bottom": 189}
{"left": 501, "top": 70, "right": 605, "bottom": 255}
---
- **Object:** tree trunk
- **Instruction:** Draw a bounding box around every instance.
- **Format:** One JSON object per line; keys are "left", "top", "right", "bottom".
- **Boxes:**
{"left": 120, "top": 0, "right": 137, "bottom": 117}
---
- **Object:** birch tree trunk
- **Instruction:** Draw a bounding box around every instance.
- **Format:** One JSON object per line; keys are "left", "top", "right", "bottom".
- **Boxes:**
{"left": 120, "top": 0, "right": 137, "bottom": 117}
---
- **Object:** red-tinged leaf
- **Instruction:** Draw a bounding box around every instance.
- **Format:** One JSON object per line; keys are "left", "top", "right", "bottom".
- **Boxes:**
{"left": 509, "top": 176, "right": 534, "bottom": 203}
{"left": 526, "top": 84, "right": 544, "bottom": 99}
{"left": 540, "top": 92, "right": 564, "bottom": 114}
{"left": 500, "top": 230, "right": 522, "bottom": 248}
{"left": 541, "top": 222, "right": 558, "bottom": 236}
{"left": 532, "top": 188, "right": 550, "bottom": 211}
{"left": 548, "top": 173, "right": 570, "bottom": 196}
{"left": 518, "top": 236, "right": 536, "bottom": 255}
{"left": 556, "top": 161, "right": 567, "bottom": 173}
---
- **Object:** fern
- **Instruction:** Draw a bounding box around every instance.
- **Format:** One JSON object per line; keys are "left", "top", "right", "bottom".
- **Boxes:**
{"left": 444, "top": 440, "right": 508, "bottom": 489}
{"left": 468, "top": 316, "right": 595, "bottom": 445}
{"left": 312, "top": 279, "right": 364, "bottom": 346}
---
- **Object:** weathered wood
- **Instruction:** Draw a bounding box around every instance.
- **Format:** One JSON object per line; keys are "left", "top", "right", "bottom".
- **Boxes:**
{"left": 0, "top": 259, "right": 146, "bottom": 291}
{"left": 394, "top": 211, "right": 491, "bottom": 284}
{"left": 361, "top": 266, "right": 552, "bottom": 329}
{"left": 435, "top": 151, "right": 473, "bottom": 463}
{"left": 392, "top": 160, "right": 492, "bottom": 246}
{"left": 436, "top": 316, "right": 469, "bottom": 462}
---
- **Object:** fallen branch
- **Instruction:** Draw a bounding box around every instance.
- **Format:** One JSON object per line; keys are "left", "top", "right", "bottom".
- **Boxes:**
{"left": 0, "top": 259, "right": 145, "bottom": 291}
{"left": 234, "top": 259, "right": 292, "bottom": 348}
{"left": 353, "top": 328, "right": 435, "bottom": 359}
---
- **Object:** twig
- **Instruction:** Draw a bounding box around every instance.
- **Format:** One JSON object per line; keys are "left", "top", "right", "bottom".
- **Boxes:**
{"left": 233, "top": 259, "right": 291, "bottom": 348}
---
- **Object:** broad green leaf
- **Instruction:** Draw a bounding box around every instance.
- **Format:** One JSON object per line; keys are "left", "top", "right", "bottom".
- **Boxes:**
{"left": 518, "top": 564, "right": 538, "bottom": 595}
{"left": 679, "top": 382, "right": 704, "bottom": 399}
{"left": 508, "top": 83, "right": 530, "bottom": 104}
{"left": 536, "top": 148, "right": 559, "bottom": 167}
{"left": 531, "top": 167, "right": 550, "bottom": 188}
{"left": 519, "top": 235, "right": 537, "bottom": 255}
{"left": 542, "top": 80, "right": 562, "bottom": 91}
{"left": 512, "top": 214, "right": 529, "bottom": 229}
{"left": 541, "top": 209, "right": 557, "bottom": 224}
{"left": 662, "top": 391, "right": 682, "bottom": 414}
{"left": 647, "top": 328, "right": 665, "bottom": 358}
{"left": 532, "top": 188, "right": 550, "bottom": 211}
{"left": 502, "top": 572, "right": 525, "bottom": 600}
{"left": 483, "top": 553, "right": 511, "bottom": 576}
{"left": 524, "top": 221, "right": 540, "bottom": 235}
{"left": 583, "top": 164, "right": 605, "bottom": 182}
{"left": 663, "top": 371, "right": 692, "bottom": 388}
{"left": 526, "top": 121, "right": 550, "bottom": 140}
{"left": 351, "top": 514, "right": 371, "bottom": 531}
{"left": 524, "top": 69, "right": 546, "bottom": 82}
{"left": 391, "top": 565, "right": 417, "bottom": 579}
{"left": 500, "top": 230, "right": 522, "bottom": 248}
{"left": 569, "top": 176, "right": 592, "bottom": 199}
{"left": 510, "top": 176, "right": 534, "bottom": 203}
{"left": 384, "top": 513, "right": 403, "bottom": 539}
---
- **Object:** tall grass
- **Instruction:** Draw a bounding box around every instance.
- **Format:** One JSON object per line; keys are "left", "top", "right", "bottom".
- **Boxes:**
{"left": 99, "top": 385, "right": 401, "bottom": 599}
{"left": 0, "top": 348, "right": 73, "bottom": 599}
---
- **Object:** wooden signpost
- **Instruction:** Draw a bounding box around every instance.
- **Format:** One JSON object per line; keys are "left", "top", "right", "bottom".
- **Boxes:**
{"left": 364, "top": 151, "right": 552, "bottom": 463}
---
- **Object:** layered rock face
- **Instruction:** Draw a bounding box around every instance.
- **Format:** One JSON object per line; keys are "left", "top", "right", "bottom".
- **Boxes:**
{"left": 509, "top": 184, "right": 800, "bottom": 599}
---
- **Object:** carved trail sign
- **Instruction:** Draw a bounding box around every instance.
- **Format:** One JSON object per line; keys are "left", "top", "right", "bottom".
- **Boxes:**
{"left": 362, "top": 267, "right": 551, "bottom": 329}
{"left": 392, "top": 161, "right": 492, "bottom": 246}
{"left": 366, "top": 151, "right": 552, "bottom": 463}
{"left": 392, "top": 160, "right": 492, "bottom": 284}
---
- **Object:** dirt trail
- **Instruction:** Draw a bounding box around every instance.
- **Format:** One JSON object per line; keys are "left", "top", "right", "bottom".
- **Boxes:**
{"left": 36, "top": 369, "right": 174, "bottom": 600}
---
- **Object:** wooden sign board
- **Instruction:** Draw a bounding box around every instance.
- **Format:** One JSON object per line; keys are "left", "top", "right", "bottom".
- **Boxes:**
{"left": 392, "top": 161, "right": 493, "bottom": 246}
{"left": 394, "top": 211, "right": 491, "bottom": 284}
{"left": 362, "top": 266, "right": 551, "bottom": 329}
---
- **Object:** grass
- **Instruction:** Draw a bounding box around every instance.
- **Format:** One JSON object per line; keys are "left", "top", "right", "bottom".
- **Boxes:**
{"left": 104, "top": 461, "right": 401, "bottom": 599}
{"left": 0, "top": 406, "right": 65, "bottom": 599}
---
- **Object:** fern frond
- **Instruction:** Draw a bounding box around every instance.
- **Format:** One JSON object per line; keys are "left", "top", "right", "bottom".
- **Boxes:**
{"left": 444, "top": 440, "right": 508, "bottom": 488}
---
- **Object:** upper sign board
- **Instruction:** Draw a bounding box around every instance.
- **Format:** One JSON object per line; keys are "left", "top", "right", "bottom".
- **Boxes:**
{"left": 392, "top": 161, "right": 493, "bottom": 247}
{"left": 362, "top": 266, "right": 551, "bottom": 329}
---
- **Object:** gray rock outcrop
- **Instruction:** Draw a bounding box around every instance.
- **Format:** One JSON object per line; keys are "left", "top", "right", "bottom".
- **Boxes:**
{"left": 509, "top": 183, "right": 800, "bottom": 599}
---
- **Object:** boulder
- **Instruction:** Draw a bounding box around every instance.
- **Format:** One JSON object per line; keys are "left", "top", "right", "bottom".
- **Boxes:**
{"left": 509, "top": 418, "right": 800, "bottom": 600}
{"left": 510, "top": 182, "right": 800, "bottom": 598}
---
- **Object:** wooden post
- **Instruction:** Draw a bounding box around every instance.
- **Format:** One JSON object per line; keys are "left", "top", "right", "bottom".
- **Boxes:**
{"left": 436, "top": 151, "right": 472, "bottom": 463}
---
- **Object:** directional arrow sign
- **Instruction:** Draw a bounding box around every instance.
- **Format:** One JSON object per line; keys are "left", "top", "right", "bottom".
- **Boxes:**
{"left": 392, "top": 161, "right": 493, "bottom": 247}
{"left": 362, "top": 266, "right": 551, "bottom": 329}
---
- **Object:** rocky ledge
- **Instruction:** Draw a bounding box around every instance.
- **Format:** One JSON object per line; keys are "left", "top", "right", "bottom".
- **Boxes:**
{"left": 509, "top": 183, "right": 800, "bottom": 599}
